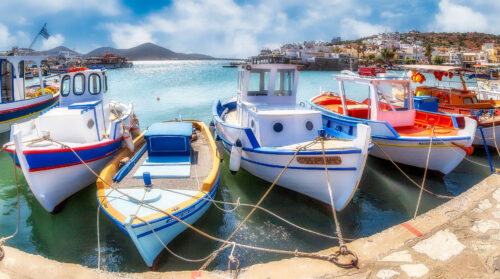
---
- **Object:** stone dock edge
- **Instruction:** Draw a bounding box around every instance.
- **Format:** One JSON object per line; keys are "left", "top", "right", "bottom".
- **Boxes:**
{"left": 1, "top": 174, "right": 499, "bottom": 278}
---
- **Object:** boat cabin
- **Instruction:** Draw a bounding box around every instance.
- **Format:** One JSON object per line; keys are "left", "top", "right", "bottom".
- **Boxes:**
{"left": 30, "top": 68, "right": 112, "bottom": 143}
{"left": 0, "top": 56, "right": 46, "bottom": 104}
{"left": 59, "top": 68, "right": 107, "bottom": 107}
{"left": 235, "top": 63, "right": 322, "bottom": 146}
{"left": 400, "top": 65, "right": 495, "bottom": 108}
{"left": 332, "top": 75, "right": 416, "bottom": 127}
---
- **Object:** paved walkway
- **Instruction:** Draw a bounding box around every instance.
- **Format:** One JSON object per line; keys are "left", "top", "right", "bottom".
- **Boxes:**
{"left": 0, "top": 174, "right": 499, "bottom": 279}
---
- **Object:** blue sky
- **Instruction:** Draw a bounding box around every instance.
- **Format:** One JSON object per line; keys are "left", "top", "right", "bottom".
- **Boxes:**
{"left": 0, "top": 0, "right": 498, "bottom": 58}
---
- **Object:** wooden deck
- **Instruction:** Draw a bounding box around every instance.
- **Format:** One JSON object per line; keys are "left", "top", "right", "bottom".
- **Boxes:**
{"left": 116, "top": 128, "right": 213, "bottom": 191}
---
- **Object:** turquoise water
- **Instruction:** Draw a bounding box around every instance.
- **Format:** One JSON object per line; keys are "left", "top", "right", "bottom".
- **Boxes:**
{"left": 0, "top": 61, "right": 498, "bottom": 272}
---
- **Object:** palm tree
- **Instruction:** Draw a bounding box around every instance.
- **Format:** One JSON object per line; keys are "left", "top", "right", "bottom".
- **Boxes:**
{"left": 381, "top": 48, "right": 394, "bottom": 63}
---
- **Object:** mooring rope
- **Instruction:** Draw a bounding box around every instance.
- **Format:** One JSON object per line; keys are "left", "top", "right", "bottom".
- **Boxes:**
{"left": 37, "top": 136, "right": 355, "bottom": 271}
{"left": 413, "top": 127, "right": 434, "bottom": 219}
{"left": 373, "top": 143, "right": 453, "bottom": 199}
{"left": 319, "top": 136, "right": 357, "bottom": 267}
{"left": 199, "top": 140, "right": 315, "bottom": 270}
{"left": 0, "top": 158, "right": 22, "bottom": 261}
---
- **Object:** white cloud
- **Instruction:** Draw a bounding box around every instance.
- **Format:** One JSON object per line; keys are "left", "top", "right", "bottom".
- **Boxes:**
{"left": 0, "top": 24, "right": 29, "bottom": 50}
{"left": 40, "top": 34, "right": 65, "bottom": 50}
{"left": 430, "top": 0, "right": 490, "bottom": 33}
{"left": 340, "top": 18, "right": 389, "bottom": 38}
{"left": 104, "top": 0, "right": 390, "bottom": 58}
{"left": 107, "top": 24, "right": 155, "bottom": 49}
{"left": 0, "top": 0, "right": 125, "bottom": 16}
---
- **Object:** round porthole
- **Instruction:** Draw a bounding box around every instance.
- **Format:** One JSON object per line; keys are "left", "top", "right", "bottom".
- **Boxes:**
{"left": 305, "top": 121, "right": 313, "bottom": 131}
{"left": 87, "top": 119, "right": 95, "bottom": 129}
{"left": 273, "top": 122, "right": 283, "bottom": 133}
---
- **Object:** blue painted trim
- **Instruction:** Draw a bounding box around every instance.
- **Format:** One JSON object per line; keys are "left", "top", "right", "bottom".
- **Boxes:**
{"left": 113, "top": 144, "right": 148, "bottom": 182}
{"left": 221, "top": 144, "right": 357, "bottom": 171}
{"left": 0, "top": 97, "right": 59, "bottom": 123}
{"left": 219, "top": 135, "right": 362, "bottom": 155}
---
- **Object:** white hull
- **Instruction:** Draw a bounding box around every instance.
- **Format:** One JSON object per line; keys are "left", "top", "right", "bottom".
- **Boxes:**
{"left": 20, "top": 154, "right": 114, "bottom": 212}
{"left": 223, "top": 143, "right": 367, "bottom": 209}
{"left": 123, "top": 194, "right": 213, "bottom": 267}
{"left": 473, "top": 125, "right": 500, "bottom": 148}
{"left": 370, "top": 137, "right": 471, "bottom": 175}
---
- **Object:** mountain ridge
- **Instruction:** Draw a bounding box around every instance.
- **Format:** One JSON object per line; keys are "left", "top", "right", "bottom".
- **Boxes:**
{"left": 41, "top": 42, "right": 215, "bottom": 60}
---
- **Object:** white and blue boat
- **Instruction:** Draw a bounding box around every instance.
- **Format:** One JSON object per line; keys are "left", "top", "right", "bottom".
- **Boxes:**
{"left": 97, "top": 120, "right": 220, "bottom": 267}
{"left": 212, "top": 63, "right": 371, "bottom": 210}
{"left": 0, "top": 55, "right": 59, "bottom": 133}
{"left": 3, "top": 67, "right": 139, "bottom": 212}
{"left": 309, "top": 72, "right": 477, "bottom": 175}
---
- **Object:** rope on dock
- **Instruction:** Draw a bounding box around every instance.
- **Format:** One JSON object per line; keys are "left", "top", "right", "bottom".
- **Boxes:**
{"left": 373, "top": 143, "right": 453, "bottom": 199}
{"left": 0, "top": 158, "right": 21, "bottom": 261}
{"left": 413, "top": 127, "right": 434, "bottom": 219}
{"left": 319, "top": 136, "right": 357, "bottom": 267}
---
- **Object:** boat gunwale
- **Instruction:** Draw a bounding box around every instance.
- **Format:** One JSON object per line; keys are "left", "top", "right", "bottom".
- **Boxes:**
{"left": 96, "top": 120, "right": 221, "bottom": 225}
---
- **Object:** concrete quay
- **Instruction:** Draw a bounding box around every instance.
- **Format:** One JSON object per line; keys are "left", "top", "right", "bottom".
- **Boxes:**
{"left": 0, "top": 174, "right": 499, "bottom": 279}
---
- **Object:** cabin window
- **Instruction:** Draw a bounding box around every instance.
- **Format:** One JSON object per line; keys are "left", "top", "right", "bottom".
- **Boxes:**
{"left": 247, "top": 69, "right": 270, "bottom": 96}
{"left": 274, "top": 69, "right": 294, "bottom": 96}
{"left": 103, "top": 74, "right": 108, "bottom": 92}
{"left": 88, "top": 74, "right": 101, "bottom": 95}
{"left": 61, "top": 75, "right": 71, "bottom": 97}
{"left": 463, "top": 97, "right": 473, "bottom": 104}
{"left": 273, "top": 122, "right": 283, "bottom": 133}
{"left": 73, "top": 73, "right": 85, "bottom": 95}
{"left": 1, "top": 61, "right": 13, "bottom": 103}
{"left": 18, "top": 61, "right": 24, "bottom": 77}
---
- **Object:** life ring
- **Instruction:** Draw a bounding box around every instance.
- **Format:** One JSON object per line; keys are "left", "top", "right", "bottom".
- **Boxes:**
{"left": 434, "top": 91, "right": 449, "bottom": 104}
{"left": 245, "top": 65, "right": 252, "bottom": 71}
{"left": 67, "top": 67, "right": 88, "bottom": 73}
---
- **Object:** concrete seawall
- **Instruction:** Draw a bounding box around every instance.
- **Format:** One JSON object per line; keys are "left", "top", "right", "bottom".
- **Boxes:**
{"left": 1, "top": 174, "right": 499, "bottom": 278}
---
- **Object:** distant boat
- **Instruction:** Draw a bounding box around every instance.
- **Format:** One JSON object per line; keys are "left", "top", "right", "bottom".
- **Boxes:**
{"left": 97, "top": 120, "right": 220, "bottom": 267}
{"left": 3, "top": 67, "right": 140, "bottom": 212}
{"left": 212, "top": 63, "right": 371, "bottom": 210}
{"left": 85, "top": 54, "right": 133, "bottom": 69}
{"left": 309, "top": 67, "right": 476, "bottom": 175}
{"left": 0, "top": 55, "right": 59, "bottom": 133}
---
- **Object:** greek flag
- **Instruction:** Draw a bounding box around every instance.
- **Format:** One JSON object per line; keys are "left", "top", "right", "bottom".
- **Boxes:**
{"left": 39, "top": 25, "right": 50, "bottom": 39}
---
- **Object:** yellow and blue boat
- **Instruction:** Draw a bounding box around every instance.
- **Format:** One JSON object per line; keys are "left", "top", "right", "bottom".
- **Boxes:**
{"left": 97, "top": 120, "right": 220, "bottom": 267}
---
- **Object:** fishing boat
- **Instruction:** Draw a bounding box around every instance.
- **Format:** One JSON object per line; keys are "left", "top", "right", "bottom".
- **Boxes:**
{"left": 309, "top": 69, "right": 477, "bottom": 175}
{"left": 212, "top": 63, "right": 371, "bottom": 210}
{"left": 3, "top": 67, "right": 139, "bottom": 212}
{"left": 0, "top": 55, "right": 59, "bottom": 133}
{"left": 400, "top": 65, "right": 500, "bottom": 148}
{"left": 96, "top": 120, "right": 220, "bottom": 267}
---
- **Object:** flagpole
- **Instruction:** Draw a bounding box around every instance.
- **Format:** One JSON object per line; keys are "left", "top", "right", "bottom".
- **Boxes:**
{"left": 28, "top": 23, "right": 46, "bottom": 51}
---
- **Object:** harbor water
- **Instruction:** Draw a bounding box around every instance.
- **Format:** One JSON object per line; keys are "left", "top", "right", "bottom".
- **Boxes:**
{"left": 0, "top": 61, "right": 498, "bottom": 272}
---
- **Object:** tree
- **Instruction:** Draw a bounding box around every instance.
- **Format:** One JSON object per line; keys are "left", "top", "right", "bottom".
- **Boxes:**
{"left": 404, "top": 58, "right": 417, "bottom": 64}
{"left": 433, "top": 56, "right": 444, "bottom": 65}
{"left": 334, "top": 47, "right": 341, "bottom": 53}
{"left": 381, "top": 48, "right": 395, "bottom": 63}
{"left": 424, "top": 43, "right": 433, "bottom": 64}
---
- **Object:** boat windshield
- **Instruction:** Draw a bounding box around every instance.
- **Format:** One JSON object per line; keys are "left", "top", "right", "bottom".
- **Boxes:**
{"left": 376, "top": 82, "right": 408, "bottom": 110}
{"left": 247, "top": 69, "right": 270, "bottom": 96}
{"left": 274, "top": 69, "right": 294, "bottom": 96}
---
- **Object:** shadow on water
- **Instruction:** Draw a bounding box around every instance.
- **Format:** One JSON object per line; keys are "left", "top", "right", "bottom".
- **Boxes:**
{"left": 0, "top": 62, "right": 499, "bottom": 272}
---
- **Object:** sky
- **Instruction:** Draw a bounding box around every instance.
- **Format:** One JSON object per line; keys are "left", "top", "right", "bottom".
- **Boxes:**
{"left": 0, "top": 0, "right": 498, "bottom": 58}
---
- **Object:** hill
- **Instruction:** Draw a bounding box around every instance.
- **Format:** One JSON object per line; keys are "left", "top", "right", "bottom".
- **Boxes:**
{"left": 41, "top": 46, "right": 81, "bottom": 57}
{"left": 339, "top": 31, "right": 500, "bottom": 50}
{"left": 83, "top": 42, "right": 215, "bottom": 60}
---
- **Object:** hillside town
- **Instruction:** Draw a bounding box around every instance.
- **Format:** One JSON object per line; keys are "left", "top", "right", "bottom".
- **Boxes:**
{"left": 252, "top": 31, "right": 500, "bottom": 71}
